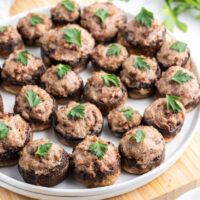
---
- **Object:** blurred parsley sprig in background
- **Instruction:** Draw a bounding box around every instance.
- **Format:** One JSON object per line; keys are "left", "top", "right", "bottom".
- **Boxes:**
{"left": 161, "top": 0, "right": 200, "bottom": 32}
{"left": 109, "top": 0, "right": 200, "bottom": 32}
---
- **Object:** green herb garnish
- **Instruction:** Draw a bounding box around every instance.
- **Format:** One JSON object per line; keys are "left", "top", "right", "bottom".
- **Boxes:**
{"left": 61, "top": 0, "right": 75, "bottom": 12}
{"left": 16, "top": 50, "right": 30, "bottom": 66}
{"left": 25, "top": 89, "right": 42, "bottom": 108}
{"left": 129, "top": 130, "right": 146, "bottom": 143}
{"left": 56, "top": 64, "right": 71, "bottom": 79}
{"left": 161, "top": 0, "right": 200, "bottom": 32}
{"left": 170, "top": 41, "right": 187, "bottom": 52}
{"left": 101, "top": 74, "right": 120, "bottom": 87}
{"left": 134, "top": 57, "right": 150, "bottom": 70}
{"left": 0, "top": 121, "right": 9, "bottom": 140}
{"left": 0, "top": 26, "right": 8, "bottom": 33}
{"left": 166, "top": 95, "right": 182, "bottom": 112}
{"left": 95, "top": 8, "right": 109, "bottom": 22}
{"left": 68, "top": 104, "right": 85, "bottom": 119}
{"left": 30, "top": 15, "right": 44, "bottom": 26}
{"left": 63, "top": 28, "right": 82, "bottom": 46}
{"left": 172, "top": 70, "right": 193, "bottom": 84}
{"left": 106, "top": 44, "right": 121, "bottom": 56}
{"left": 36, "top": 142, "right": 53, "bottom": 156}
{"left": 89, "top": 141, "right": 108, "bottom": 160}
{"left": 135, "top": 7, "right": 154, "bottom": 28}
{"left": 120, "top": 108, "right": 134, "bottom": 121}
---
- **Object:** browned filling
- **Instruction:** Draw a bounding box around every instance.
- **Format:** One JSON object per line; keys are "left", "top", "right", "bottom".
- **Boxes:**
{"left": 0, "top": 125, "right": 32, "bottom": 165}
{"left": 143, "top": 118, "right": 183, "bottom": 139}
{"left": 40, "top": 80, "right": 83, "bottom": 100}
{"left": 119, "top": 145, "right": 165, "bottom": 172}
{"left": 17, "top": 26, "right": 41, "bottom": 45}
{"left": 41, "top": 46, "right": 89, "bottom": 69}
{"left": 18, "top": 151, "right": 69, "bottom": 187}
{"left": 126, "top": 67, "right": 160, "bottom": 90}
{"left": 0, "top": 39, "right": 23, "bottom": 56}
{"left": 156, "top": 91, "right": 200, "bottom": 111}
{"left": 107, "top": 123, "right": 125, "bottom": 137}
{"left": 2, "top": 65, "right": 45, "bottom": 87}
{"left": 185, "top": 97, "right": 200, "bottom": 110}
{"left": 14, "top": 97, "right": 56, "bottom": 125}
{"left": 120, "top": 29, "right": 166, "bottom": 56}
{"left": 121, "top": 28, "right": 166, "bottom": 49}
{"left": 156, "top": 52, "right": 190, "bottom": 70}
{"left": 51, "top": 9, "right": 81, "bottom": 25}
{"left": 52, "top": 113, "right": 104, "bottom": 146}
{"left": 83, "top": 83, "right": 127, "bottom": 115}
{"left": 71, "top": 153, "right": 120, "bottom": 183}
{"left": 91, "top": 60, "right": 122, "bottom": 74}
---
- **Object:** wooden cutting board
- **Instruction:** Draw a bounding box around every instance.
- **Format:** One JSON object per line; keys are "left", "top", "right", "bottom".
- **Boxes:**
{"left": 0, "top": 0, "right": 200, "bottom": 199}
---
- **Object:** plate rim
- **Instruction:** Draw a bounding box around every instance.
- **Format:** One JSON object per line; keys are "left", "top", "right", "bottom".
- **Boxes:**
{"left": 0, "top": 3, "right": 200, "bottom": 197}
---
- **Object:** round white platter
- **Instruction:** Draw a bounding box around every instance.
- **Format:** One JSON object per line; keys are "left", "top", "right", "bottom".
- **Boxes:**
{"left": 0, "top": 3, "right": 199, "bottom": 200}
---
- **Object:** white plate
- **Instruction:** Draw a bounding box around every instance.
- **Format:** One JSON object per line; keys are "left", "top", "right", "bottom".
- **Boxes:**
{"left": 0, "top": 4, "right": 199, "bottom": 199}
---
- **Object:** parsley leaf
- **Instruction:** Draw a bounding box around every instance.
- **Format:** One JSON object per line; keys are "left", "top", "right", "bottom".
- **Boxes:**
{"left": 89, "top": 141, "right": 108, "bottom": 160}
{"left": 120, "top": 108, "right": 134, "bottom": 121}
{"left": 166, "top": 95, "right": 182, "bottom": 112}
{"left": 172, "top": 70, "right": 193, "bottom": 84}
{"left": 170, "top": 41, "right": 187, "bottom": 52}
{"left": 101, "top": 74, "right": 120, "bottom": 87}
{"left": 56, "top": 64, "right": 71, "bottom": 79}
{"left": 68, "top": 104, "right": 85, "bottom": 119}
{"left": 135, "top": 7, "right": 154, "bottom": 28}
{"left": 161, "top": 0, "right": 189, "bottom": 32}
{"left": 61, "top": 0, "right": 75, "bottom": 12}
{"left": 95, "top": 8, "right": 109, "bottom": 22}
{"left": 134, "top": 57, "right": 150, "bottom": 70}
{"left": 0, "top": 121, "right": 9, "bottom": 140}
{"left": 16, "top": 50, "right": 30, "bottom": 66}
{"left": 63, "top": 28, "right": 82, "bottom": 46}
{"left": 106, "top": 44, "right": 121, "bottom": 56}
{"left": 25, "top": 89, "right": 42, "bottom": 108}
{"left": 30, "top": 15, "right": 44, "bottom": 26}
{"left": 129, "top": 130, "right": 146, "bottom": 143}
{"left": 0, "top": 26, "right": 8, "bottom": 33}
{"left": 36, "top": 142, "right": 53, "bottom": 156}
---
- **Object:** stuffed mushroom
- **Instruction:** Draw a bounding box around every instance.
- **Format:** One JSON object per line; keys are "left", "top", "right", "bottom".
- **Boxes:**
{"left": 17, "top": 13, "right": 52, "bottom": 46}
{"left": 119, "top": 126, "right": 165, "bottom": 174}
{"left": 40, "top": 64, "right": 83, "bottom": 104}
{"left": 53, "top": 101, "right": 103, "bottom": 147}
{"left": 155, "top": 66, "right": 200, "bottom": 112}
{"left": 91, "top": 43, "right": 128, "bottom": 73}
{"left": 51, "top": 0, "right": 80, "bottom": 25}
{"left": 107, "top": 106, "right": 142, "bottom": 137}
{"left": 40, "top": 24, "right": 95, "bottom": 72}
{"left": 120, "top": 55, "right": 161, "bottom": 99}
{"left": 0, "top": 113, "right": 32, "bottom": 166}
{"left": 143, "top": 98, "right": 186, "bottom": 142}
{"left": 71, "top": 135, "right": 121, "bottom": 187}
{"left": 1, "top": 50, "right": 45, "bottom": 95}
{"left": 0, "top": 25, "right": 23, "bottom": 58}
{"left": 156, "top": 34, "right": 191, "bottom": 71}
{"left": 83, "top": 71, "right": 127, "bottom": 115}
{"left": 117, "top": 8, "right": 166, "bottom": 57}
{"left": 81, "top": 2, "right": 126, "bottom": 43}
{"left": 18, "top": 139, "right": 69, "bottom": 186}
{"left": 14, "top": 85, "right": 56, "bottom": 131}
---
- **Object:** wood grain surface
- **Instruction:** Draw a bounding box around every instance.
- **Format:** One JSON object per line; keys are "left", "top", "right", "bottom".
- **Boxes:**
{"left": 0, "top": 0, "right": 199, "bottom": 199}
